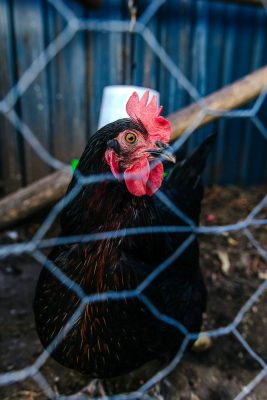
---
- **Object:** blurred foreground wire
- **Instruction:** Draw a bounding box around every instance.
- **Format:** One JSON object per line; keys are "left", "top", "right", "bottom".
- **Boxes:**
{"left": 0, "top": 0, "right": 267, "bottom": 399}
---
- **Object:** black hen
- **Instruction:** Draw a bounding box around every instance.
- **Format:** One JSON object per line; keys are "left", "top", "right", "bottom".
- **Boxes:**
{"left": 34, "top": 91, "right": 214, "bottom": 379}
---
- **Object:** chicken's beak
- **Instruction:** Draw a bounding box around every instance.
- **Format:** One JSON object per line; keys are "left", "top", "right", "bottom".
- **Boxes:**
{"left": 147, "top": 143, "right": 176, "bottom": 164}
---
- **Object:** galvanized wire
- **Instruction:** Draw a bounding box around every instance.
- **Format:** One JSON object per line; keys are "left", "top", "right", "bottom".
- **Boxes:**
{"left": 0, "top": 0, "right": 267, "bottom": 399}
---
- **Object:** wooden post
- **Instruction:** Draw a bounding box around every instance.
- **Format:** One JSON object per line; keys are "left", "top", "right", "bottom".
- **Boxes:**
{"left": 169, "top": 66, "right": 267, "bottom": 140}
{"left": 0, "top": 171, "right": 71, "bottom": 231}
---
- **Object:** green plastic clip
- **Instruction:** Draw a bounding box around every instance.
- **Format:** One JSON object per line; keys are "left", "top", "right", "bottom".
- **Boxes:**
{"left": 71, "top": 159, "right": 79, "bottom": 172}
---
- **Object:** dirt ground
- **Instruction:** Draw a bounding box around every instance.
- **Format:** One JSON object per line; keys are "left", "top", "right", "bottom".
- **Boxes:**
{"left": 0, "top": 185, "right": 266, "bottom": 400}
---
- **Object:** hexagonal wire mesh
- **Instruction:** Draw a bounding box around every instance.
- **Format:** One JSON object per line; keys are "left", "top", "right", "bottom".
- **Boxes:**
{"left": 0, "top": 0, "right": 267, "bottom": 398}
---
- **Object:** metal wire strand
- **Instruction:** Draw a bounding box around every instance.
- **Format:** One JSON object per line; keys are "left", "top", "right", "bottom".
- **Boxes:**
{"left": 0, "top": 0, "right": 266, "bottom": 399}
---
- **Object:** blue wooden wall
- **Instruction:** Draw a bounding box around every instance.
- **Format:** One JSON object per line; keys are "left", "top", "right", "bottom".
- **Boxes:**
{"left": 0, "top": 0, "right": 267, "bottom": 194}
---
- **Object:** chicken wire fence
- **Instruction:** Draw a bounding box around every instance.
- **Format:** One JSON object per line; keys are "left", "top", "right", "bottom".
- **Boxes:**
{"left": 0, "top": 0, "right": 267, "bottom": 399}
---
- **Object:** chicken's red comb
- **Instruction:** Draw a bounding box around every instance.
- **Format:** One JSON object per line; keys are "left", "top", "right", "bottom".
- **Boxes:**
{"left": 126, "top": 90, "right": 171, "bottom": 143}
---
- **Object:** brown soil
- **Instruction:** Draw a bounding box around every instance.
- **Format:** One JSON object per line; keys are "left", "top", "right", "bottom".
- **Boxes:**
{"left": 0, "top": 185, "right": 266, "bottom": 400}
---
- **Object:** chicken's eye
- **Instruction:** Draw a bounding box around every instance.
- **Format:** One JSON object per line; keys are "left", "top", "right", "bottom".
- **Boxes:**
{"left": 125, "top": 132, "right": 137, "bottom": 144}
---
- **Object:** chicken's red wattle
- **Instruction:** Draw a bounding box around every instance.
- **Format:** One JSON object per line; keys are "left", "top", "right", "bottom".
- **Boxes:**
{"left": 124, "top": 158, "right": 164, "bottom": 197}
{"left": 105, "top": 149, "right": 164, "bottom": 197}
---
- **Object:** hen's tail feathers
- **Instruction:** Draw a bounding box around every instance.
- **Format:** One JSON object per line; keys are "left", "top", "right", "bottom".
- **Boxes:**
{"left": 161, "top": 134, "right": 216, "bottom": 224}
{"left": 167, "top": 133, "right": 217, "bottom": 189}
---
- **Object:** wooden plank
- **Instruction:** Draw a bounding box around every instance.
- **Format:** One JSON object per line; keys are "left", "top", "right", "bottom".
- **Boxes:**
{"left": 108, "top": 0, "right": 124, "bottom": 86}
{"left": 132, "top": 0, "right": 159, "bottom": 89}
{"left": 157, "top": 0, "right": 183, "bottom": 113}
{"left": 187, "top": 0, "right": 209, "bottom": 155}
{"left": 204, "top": 2, "right": 227, "bottom": 185}
{"left": 0, "top": 0, "right": 23, "bottom": 193}
{"left": 143, "top": 9, "right": 159, "bottom": 90}
{"left": 244, "top": 9, "right": 267, "bottom": 185}
{"left": 214, "top": 4, "right": 238, "bottom": 185}
{"left": 46, "top": 2, "right": 87, "bottom": 163}
{"left": 168, "top": 65, "right": 267, "bottom": 140}
{"left": 219, "top": 5, "right": 252, "bottom": 184}
{"left": 0, "top": 170, "right": 71, "bottom": 231}
{"left": 86, "top": 0, "right": 124, "bottom": 135}
{"left": 12, "top": 0, "right": 51, "bottom": 184}
{"left": 237, "top": 8, "right": 259, "bottom": 185}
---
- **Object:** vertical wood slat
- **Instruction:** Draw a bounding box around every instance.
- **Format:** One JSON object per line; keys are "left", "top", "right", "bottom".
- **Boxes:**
{"left": 158, "top": 0, "right": 180, "bottom": 114}
{"left": 226, "top": 5, "right": 254, "bottom": 185}
{"left": 242, "top": 8, "right": 267, "bottom": 185}
{"left": 255, "top": 21, "right": 267, "bottom": 184}
{"left": 12, "top": 0, "right": 51, "bottom": 184}
{"left": 46, "top": 2, "right": 87, "bottom": 164}
{"left": 204, "top": 2, "right": 226, "bottom": 185}
{"left": 215, "top": 4, "right": 238, "bottom": 185}
{"left": 132, "top": 0, "right": 159, "bottom": 90}
{"left": 86, "top": 0, "right": 124, "bottom": 135}
{"left": 187, "top": 1, "right": 209, "bottom": 154}
{"left": 0, "top": 0, "right": 23, "bottom": 194}
{"left": 143, "top": 8, "right": 159, "bottom": 90}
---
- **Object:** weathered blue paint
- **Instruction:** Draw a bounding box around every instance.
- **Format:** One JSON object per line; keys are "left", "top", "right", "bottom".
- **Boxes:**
{"left": 0, "top": 0, "right": 266, "bottom": 193}
{"left": 0, "top": 0, "right": 23, "bottom": 191}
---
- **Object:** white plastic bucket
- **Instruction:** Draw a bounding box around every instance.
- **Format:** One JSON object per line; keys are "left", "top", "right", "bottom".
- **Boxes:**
{"left": 98, "top": 85, "right": 160, "bottom": 129}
